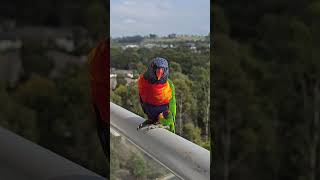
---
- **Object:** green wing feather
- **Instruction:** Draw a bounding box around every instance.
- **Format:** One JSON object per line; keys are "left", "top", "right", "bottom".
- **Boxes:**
{"left": 168, "top": 79, "right": 176, "bottom": 122}
{"left": 159, "top": 79, "right": 176, "bottom": 133}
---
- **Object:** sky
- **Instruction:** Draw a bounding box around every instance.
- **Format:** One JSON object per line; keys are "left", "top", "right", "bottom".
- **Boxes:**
{"left": 111, "top": 0, "right": 210, "bottom": 38}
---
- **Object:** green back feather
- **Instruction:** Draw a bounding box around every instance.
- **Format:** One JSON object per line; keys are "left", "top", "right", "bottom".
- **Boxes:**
{"left": 168, "top": 79, "right": 176, "bottom": 122}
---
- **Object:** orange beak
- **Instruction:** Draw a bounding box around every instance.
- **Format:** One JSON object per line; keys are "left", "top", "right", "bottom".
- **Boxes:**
{"left": 156, "top": 68, "right": 164, "bottom": 80}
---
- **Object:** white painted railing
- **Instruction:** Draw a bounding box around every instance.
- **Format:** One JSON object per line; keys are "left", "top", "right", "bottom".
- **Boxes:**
{"left": 0, "top": 127, "right": 105, "bottom": 180}
{"left": 110, "top": 102, "right": 210, "bottom": 180}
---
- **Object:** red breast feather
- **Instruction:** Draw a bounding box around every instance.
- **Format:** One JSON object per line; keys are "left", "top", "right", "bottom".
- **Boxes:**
{"left": 138, "top": 75, "right": 172, "bottom": 106}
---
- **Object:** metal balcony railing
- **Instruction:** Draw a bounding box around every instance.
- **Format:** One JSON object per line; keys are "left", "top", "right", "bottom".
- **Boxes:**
{"left": 110, "top": 102, "right": 210, "bottom": 180}
{"left": 0, "top": 127, "right": 105, "bottom": 180}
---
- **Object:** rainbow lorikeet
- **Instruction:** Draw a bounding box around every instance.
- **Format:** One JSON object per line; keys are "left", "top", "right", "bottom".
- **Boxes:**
{"left": 88, "top": 39, "right": 109, "bottom": 159}
{"left": 137, "top": 57, "right": 176, "bottom": 133}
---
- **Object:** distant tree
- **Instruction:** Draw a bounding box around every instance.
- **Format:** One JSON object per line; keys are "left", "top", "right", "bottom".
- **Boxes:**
{"left": 149, "top": 34, "right": 157, "bottom": 38}
{"left": 123, "top": 48, "right": 140, "bottom": 69}
{"left": 128, "top": 153, "right": 146, "bottom": 178}
{"left": 173, "top": 73, "right": 196, "bottom": 135}
{"left": 110, "top": 47, "right": 124, "bottom": 68}
{"left": 113, "top": 85, "right": 127, "bottom": 102}
{"left": 169, "top": 61, "right": 182, "bottom": 75}
{"left": 118, "top": 35, "right": 144, "bottom": 44}
{"left": 126, "top": 83, "right": 144, "bottom": 117}
{"left": 135, "top": 62, "right": 147, "bottom": 75}
{"left": 137, "top": 48, "right": 151, "bottom": 64}
{"left": 213, "top": 33, "right": 276, "bottom": 180}
{"left": 116, "top": 74, "right": 127, "bottom": 88}
{"left": 190, "top": 67, "right": 210, "bottom": 139}
{"left": 0, "top": 82, "right": 38, "bottom": 142}
{"left": 14, "top": 74, "right": 59, "bottom": 147}
{"left": 111, "top": 90, "right": 122, "bottom": 105}
{"left": 183, "top": 122, "right": 202, "bottom": 145}
{"left": 110, "top": 136, "right": 121, "bottom": 179}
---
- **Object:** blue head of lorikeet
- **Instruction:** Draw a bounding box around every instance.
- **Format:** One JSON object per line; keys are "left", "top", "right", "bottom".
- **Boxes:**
{"left": 144, "top": 57, "right": 169, "bottom": 84}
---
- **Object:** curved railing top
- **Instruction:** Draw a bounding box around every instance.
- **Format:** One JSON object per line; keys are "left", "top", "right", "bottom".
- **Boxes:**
{"left": 0, "top": 127, "right": 105, "bottom": 180}
{"left": 110, "top": 102, "right": 210, "bottom": 180}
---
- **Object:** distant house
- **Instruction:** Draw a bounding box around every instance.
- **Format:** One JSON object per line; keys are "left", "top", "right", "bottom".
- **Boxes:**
{"left": 144, "top": 43, "right": 173, "bottom": 49}
{"left": 110, "top": 73, "right": 117, "bottom": 78}
{"left": 122, "top": 44, "right": 139, "bottom": 49}
{"left": 143, "top": 43, "right": 157, "bottom": 49}
{"left": 126, "top": 73, "right": 134, "bottom": 78}
{"left": 110, "top": 69, "right": 117, "bottom": 89}
{"left": 110, "top": 68, "right": 137, "bottom": 89}
{"left": 111, "top": 69, "right": 134, "bottom": 79}
{"left": 110, "top": 77, "right": 117, "bottom": 90}
{"left": 160, "top": 44, "right": 169, "bottom": 48}
{"left": 186, "top": 42, "right": 196, "bottom": 47}
{"left": 125, "top": 77, "right": 137, "bottom": 84}
{"left": 186, "top": 42, "right": 197, "bottom": 51}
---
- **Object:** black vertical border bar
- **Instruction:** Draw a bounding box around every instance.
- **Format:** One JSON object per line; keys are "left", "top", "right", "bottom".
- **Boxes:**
{"left": 105, "top": 0, "right": 110, "bottom": 179}
{"left": 100, "top": 0, "right": 110, "bottom": 179}
{"left": 210, "top": 0, "right": 214, "bottom": 179}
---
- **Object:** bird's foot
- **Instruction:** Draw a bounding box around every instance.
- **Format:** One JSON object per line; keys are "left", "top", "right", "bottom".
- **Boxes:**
{"left": 147, "top": 124, "right": 170, "bottom": 130}
{"left": 137, "top": 119, "right": 166, "bottom": 132}
{"left": 137, "top": 120, "right": 151, "bottom": 130}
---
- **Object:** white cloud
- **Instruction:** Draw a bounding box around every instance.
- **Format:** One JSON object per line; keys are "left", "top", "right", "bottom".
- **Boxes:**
{"left": 112, "top": 0, "right": 172, "bottom": 21}
{"left": 122, "top": 0, "right": 136, "bottom": 6}
{"left": 111, "top": 0, "right": 210, "bottom": 37}
{"left": 123, "top": 18, "right": 137, "bottom": 24}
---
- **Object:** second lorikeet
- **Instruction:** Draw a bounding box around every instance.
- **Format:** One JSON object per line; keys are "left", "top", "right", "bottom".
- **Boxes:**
{"left": 137, "top": 57, "right": 176, "bottom": 133}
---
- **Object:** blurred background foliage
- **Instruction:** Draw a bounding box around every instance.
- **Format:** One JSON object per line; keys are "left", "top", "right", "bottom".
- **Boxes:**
{"left": 0, "top": 0, "right": 108, "bottom": 177}
{"left": 0, "top": 0, "right": 107, "bottom": 39}
{"left": 213, "top": 0, "right": 320, "bottom": 180}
